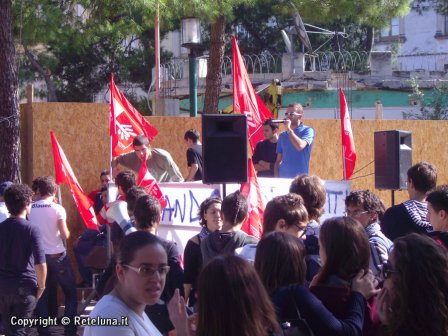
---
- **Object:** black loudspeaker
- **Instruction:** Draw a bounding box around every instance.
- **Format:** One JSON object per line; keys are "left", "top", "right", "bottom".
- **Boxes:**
{"left": 202, "top": 114, "right": 248, "bottom": 184}
{"left": 374, "top": 130, "right": 412, "bottom": 190}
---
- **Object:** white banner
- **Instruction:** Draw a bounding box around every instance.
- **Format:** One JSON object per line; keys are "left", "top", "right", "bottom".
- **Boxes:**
{"left": 158, "top": 179, "right": 351, "bottom": 254}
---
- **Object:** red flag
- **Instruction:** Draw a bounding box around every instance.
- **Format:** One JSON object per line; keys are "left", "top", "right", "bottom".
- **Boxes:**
{"left": 240, "top": 159, "right": 264, "bottom": 239}
{"left": 340, "top": 88, "right": 357, "bottom": 180}
{"left": 110, "top": 73, "right": 158, "bottom": 157}
{"left": 50, "top": 132, "right": 99, "bottom": 231}
{"left": 232, "top": 36, "right": 273, "bottom": 151}
{"left": 137, "top": 157, "right": 167, "bottom": 209}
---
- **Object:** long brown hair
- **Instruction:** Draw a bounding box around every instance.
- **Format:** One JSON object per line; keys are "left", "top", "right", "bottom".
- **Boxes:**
{"left": 196, "top": 255, "right": 280, "bottom": 336}
{"left": 389, "top": 233, "right": 448, "bottom": 336}
{"left": 314, "top": 216, "right": 370, "bottom": 284}
{"left": 255, "top": 231, "right": 307, "bottom": 295}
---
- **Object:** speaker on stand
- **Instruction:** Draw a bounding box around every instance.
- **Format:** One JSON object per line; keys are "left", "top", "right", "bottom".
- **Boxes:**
{"left": 374, "top": 130, "right": 412, "bottom": 205}
{"left": 202, "top": 114, "right": 248, "bottom": 197}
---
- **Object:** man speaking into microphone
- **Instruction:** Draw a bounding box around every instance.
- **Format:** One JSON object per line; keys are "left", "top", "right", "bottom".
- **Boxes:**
{"left": 274, "top": 103, "right": 315, "bottom": 178}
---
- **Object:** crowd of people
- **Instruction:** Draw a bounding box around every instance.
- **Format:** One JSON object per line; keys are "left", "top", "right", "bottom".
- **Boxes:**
{"left": 0, "top": 119, "right": 447, "bottom": 336}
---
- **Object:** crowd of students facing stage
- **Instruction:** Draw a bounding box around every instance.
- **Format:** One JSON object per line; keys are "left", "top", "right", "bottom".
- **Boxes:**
{"left": 0, "top": 159, "right": 447, "bottom": 336}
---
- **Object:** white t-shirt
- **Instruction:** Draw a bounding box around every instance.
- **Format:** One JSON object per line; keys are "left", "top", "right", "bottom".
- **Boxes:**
{"left": 29, "top": 199, "right": 66, "bottom": 254}
{"left": 83, "top": 295, "right": 162, "bottom": 336}
{"left": 235, "top": 243, "right": 258, "bottom": 264}
{"left": 0, "top": 202, "right": 9, "bottom": 222}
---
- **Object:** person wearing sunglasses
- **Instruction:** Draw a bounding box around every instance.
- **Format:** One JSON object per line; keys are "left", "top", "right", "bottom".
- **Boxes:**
{"left": 274, "top": 103, "right": 315, "bottom": 178}
{"left": 84, "top": 231, "right": 166, "bottom": 336}
{"left": 345, "top": 190, "right": 393, "bottom": 277}
{"left": 376, "top": 233, "right": 448, "bottom": 336}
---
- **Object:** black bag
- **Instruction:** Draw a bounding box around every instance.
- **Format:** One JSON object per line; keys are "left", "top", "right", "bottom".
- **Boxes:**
{"left": 280, "top": 286, "right": 314, "bottom": 336}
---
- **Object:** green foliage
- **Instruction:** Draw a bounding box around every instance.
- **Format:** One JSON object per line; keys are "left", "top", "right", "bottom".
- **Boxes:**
{"left": 403, "top": 77, "right": 448, "bottom": 120}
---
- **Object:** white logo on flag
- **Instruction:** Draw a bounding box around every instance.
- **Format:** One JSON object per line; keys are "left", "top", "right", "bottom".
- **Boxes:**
{"left": 117, "top": 122, "right": 137, "bottom": 141}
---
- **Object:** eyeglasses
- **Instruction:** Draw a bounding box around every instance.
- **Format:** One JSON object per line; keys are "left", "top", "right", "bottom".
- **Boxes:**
{"left": 285, "top": 112, "right": 303, "bottom": 116}
{"left": 380, "top": 262, "right": 396, "bottom": 280}
{"left": 123, "top": 264, "right": 170, "bottom": 278}
{"left": 295, "top": 223, "right": 308, "bottom": 238}
{"left": 344, "top": 209, "right": 369, "bottom": 217}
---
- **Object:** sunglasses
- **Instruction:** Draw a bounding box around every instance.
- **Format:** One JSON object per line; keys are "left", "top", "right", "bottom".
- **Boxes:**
{"left": 344, "top": 209, "right": 369, "bottom": 217}
{"left": 380, "top": 262, "right": 396, "bottom": 280}
{"left": 285, "top": 112, "right": 303, "bottom": 116}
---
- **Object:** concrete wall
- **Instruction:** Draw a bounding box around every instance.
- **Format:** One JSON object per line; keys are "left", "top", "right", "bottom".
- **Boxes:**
{"left": 22, "top": 103, "right": 448, "bottom": 240}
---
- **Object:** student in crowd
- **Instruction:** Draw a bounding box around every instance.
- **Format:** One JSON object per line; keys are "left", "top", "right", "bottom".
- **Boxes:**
{"left": 252, "top": 118, "right": 279, "bottom": 177}
{"left": 168, "top": 255, "right": 280, "bottom": 336}
{"left": 376, "top": 233, "right": 448, "bottom": 336}
{"left": 201, "top": 191, "right": 258, "bottom": 265}
{"left": 29, "top": 176, "right": 78, "bottom": 336}
{"left": 310, "top": 217, "right": 381, "bottom": 336}
{"left": 84, "top": 231, "right": 167, "bottom": 336}
{"left": 289, "top": 174, "right": 326, "bottom": 280}
{"left": 112, "top": 134, "right": 184, "bottom": 182}
{"left": 183, "top": 197, "right": 222, "bottom": 307}
{"left": 0, "top": 181, "right": 12, "bottom": 222}
{"left": 183, "top": 129, "right": 203, "bottom": 182}
{"left": 381, "top": 161, "right": 437, "bottom": 240}
{"left": 256, "top": 231, "right": 379, "bottom": 336}
{"left": 88, "top": 170, "right": 111, "bottom": 214}
{"left": 345, "top": 190, "right": 392, "bottom": 276}
{"left": 0, "top": 184, "right": 47, "bottom": 336}
{"left": 426, "top": 184, "right": 448, "bottom": 249}
{"left": 236, "top": 193, "right": 308, "bottom": 263}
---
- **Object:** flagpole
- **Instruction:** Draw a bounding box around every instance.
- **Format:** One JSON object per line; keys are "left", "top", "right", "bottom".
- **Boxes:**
{"left": 154, "top": 2, "right": 160, "bottom": 115}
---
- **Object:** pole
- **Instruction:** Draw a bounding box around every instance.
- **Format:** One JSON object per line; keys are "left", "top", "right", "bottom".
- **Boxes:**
{"left": 391, "top": 190, "right": 395, "bottom": 206}
{"left": 189, "top": 49, "right": 198, "bottom": 117}
{"left": 155, "top": 3, "right": 160, "bottom": 115}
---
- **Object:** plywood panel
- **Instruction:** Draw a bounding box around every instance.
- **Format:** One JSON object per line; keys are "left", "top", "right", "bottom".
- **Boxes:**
{"left": 24, "top": 103, "right": 448, "bottom": 234}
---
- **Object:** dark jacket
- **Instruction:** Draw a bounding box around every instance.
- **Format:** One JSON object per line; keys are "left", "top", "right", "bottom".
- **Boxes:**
{"left": 201, "top": 230, "right": 258, "bottom": 265}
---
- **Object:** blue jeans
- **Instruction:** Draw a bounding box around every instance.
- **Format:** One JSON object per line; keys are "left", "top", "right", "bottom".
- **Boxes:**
{"left": 0, "top": 285, "right": 37, "bottom": 335}
{"left": 36, "top": 253, "right": 77, "bottom": 336}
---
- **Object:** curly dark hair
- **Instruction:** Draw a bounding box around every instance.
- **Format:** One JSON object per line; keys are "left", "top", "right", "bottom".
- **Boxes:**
{"left": 345, "top": 189, "right": 386, "bottom": 223}
{"left": 115, "top": 170, "right": 136, "bottom": 194}
{"left": 4, "top": 184, "right": 34, "bottom": 216}
{"left": 289, "top": 174, "right": 326, "bottom": 222}
{"left": 198, "top": 197, "right": 222, "bottom": 227}
{"left": 388, "top": 233, "right": 448, "bottom": 336}
{"left": 31, "top": 176, "right": 57, "bottom": 197}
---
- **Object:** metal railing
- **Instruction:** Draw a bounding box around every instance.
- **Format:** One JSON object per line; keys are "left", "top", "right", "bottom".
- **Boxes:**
{"left": 304, "top": 51, "right": 370, "bottom": 73}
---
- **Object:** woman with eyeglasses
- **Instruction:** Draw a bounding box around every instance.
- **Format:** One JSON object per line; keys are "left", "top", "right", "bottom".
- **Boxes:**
{"left": 377, "top": 233, "right": 448, "bottom": 336}
{"left": 83, "top": 231, "right": 167, "bottom": 336}
{"left": 309, "top": 217, "right": 382, "bottom": 336}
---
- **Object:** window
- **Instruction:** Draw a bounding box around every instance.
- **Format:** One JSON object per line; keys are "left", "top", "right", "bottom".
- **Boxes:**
{"left": 381, "top": 18, "right": 400, "bottom": 38}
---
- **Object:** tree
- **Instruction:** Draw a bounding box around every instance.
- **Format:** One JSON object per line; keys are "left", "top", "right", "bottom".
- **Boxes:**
{"left": 0, "top": 0, "right": 21, "bottom": 183}
{"left": 403, "top": 77, "right": 448, "bottom": 120}
{"left": 13, "top": 0, "right": 177, "bottom": 103}
{"left": 169, "top": 0, "right": 411, "bottom": 114}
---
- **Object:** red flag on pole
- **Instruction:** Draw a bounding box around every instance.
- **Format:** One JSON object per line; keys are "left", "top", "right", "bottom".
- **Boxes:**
{"left": 340, "top": 88, "right": 357, "bottom": 180}
{"left": 50, "top": 132, "right": 99, "bottom": 231}
{"left": 232, "top": 36, "right": 273, "bottom": 151}
{"left": 110, "top": 73, "right": 158, "bottom": 157}
{"left": 136, "top": 157, "right": 167, "bottom": 209}
{"left": 240, "top": 159, "right": 264, "bottom": 239}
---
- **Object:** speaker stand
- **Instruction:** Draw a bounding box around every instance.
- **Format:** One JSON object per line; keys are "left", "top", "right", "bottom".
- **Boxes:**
{"left": 222, "top": 183, "right": 227, "bottom": 198}
{"left": 391, "top": 190, "right": 396, "bottom": 206}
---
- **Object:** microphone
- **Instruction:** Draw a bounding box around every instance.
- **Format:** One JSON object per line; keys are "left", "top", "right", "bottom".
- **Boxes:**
{"left": 270, "top": 119, "right": 287, "bottom": 123}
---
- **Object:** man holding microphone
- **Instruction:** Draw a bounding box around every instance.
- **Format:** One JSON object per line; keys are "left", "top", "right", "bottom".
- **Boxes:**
{"left": 274, "top": 103, "right": 315, "bottom": 178}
